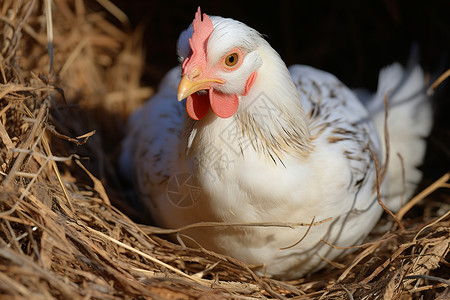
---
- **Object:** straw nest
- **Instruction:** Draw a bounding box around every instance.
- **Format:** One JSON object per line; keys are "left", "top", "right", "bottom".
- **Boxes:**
{"left": 0, "top": 1, "right": 449, "bottom": 299}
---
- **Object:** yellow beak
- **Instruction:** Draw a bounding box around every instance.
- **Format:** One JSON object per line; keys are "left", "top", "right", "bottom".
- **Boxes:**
{"left": 177, "top": 75, "right": 225, "bottom": 101}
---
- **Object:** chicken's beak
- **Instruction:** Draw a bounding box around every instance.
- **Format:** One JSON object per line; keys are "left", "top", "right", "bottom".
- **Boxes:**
{"left": 177, "top": 75, "right": 224, "bottom": 101}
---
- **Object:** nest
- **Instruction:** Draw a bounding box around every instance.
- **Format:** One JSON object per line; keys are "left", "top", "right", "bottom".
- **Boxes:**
{"left": 0, "top": 1, "right": 449, "bottom": 299}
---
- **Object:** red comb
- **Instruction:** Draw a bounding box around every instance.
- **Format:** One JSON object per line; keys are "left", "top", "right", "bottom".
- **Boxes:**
{"left": 182, "top": 7, "right": 213, "bottom": 74}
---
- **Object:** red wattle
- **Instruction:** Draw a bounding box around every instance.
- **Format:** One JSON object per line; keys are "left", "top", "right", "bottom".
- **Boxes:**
{"left": 209, "top": 89, "right": 239, "bottom": 118}
{"left": 186, "top": 93, "right": 210, "bottom": 120}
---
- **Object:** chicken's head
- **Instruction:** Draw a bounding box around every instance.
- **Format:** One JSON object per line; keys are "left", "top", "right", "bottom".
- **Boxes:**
{"left": 177, "top": 8, "right": 263, "bottom": 120}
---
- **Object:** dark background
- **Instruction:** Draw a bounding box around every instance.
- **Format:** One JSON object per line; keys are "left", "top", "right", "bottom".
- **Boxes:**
{"left": 111, "top": 1, "right": 450, "bottom": 88}
{"left": 109, "top": 0, "right": 450, "bottom": 191}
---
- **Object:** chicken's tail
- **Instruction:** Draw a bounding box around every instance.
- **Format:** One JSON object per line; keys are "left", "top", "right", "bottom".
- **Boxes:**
{"left": 358, "top": 63, "right": 433, "bottom": 212}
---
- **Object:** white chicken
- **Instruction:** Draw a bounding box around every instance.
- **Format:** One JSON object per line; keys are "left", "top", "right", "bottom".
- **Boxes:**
{"left": 120, "top": 8, "right": 433, "bottom": 279}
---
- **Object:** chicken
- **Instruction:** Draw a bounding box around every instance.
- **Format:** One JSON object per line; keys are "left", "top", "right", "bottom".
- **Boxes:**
{"left": 120, "top": 8, "right": 433, "bottom": 279}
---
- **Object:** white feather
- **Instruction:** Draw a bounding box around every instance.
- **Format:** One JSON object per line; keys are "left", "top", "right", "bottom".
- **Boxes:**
{"left": 359, "top": 63, "right": 433, "bottom": 211}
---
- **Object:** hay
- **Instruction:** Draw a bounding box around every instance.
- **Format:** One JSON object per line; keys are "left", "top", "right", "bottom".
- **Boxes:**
{"left": 0, "top": 0, "right": 449, "bottom": 299}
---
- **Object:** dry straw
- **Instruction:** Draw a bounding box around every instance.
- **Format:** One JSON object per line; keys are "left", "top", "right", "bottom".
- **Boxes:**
{"left": 0, "top": 0, "right": 449, "bottom": 299}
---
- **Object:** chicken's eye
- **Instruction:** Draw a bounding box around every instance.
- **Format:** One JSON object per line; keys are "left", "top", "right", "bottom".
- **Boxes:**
{"left": 225, "top": 53, "right": 239, "bottom": 67}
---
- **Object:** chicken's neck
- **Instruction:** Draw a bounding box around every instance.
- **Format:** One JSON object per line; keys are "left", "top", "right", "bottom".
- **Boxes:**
{"left": 181, "top": 43, "right": 313, "bottom": 168}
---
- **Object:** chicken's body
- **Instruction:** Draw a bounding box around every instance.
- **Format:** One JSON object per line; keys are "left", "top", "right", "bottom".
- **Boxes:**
{"left": 120, "top": 10, "right": 432, "bottom": 279}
